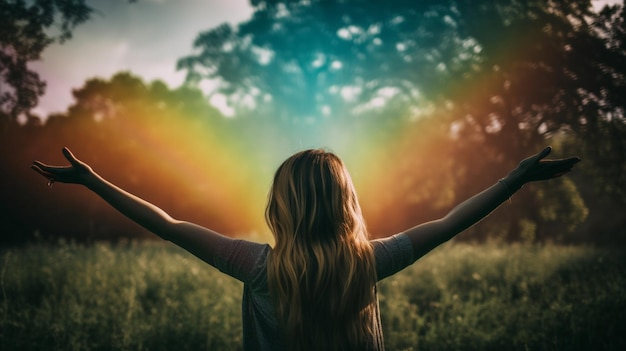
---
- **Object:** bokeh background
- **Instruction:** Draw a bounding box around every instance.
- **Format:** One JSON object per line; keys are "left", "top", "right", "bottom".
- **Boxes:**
{"left": 2, "top": 1, "right": 626, "bottom": 350}
{"left": 1, "top": 0, "right": 625, "bottom": 246}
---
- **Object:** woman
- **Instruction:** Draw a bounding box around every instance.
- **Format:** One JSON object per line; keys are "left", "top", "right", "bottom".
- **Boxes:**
{"left": 32, "top": 146, "right": 579, "bottom": 350}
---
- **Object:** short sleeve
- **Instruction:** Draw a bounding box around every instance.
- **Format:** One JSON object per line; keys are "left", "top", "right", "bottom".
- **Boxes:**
{"left": 371, "top": 233, "right": 415, "bottom": 281}
{"left": 209, "top": 238, "right": 271, "bottom": 285}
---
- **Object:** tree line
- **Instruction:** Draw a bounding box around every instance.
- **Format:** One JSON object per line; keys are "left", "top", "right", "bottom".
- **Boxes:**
{"left": 1, "top": 0, "right": 624, "bottom": 245}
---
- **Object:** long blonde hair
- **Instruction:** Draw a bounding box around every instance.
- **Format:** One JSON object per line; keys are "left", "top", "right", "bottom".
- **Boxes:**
{"left": 265, "top": 149, "right": 377, "bottom": 351}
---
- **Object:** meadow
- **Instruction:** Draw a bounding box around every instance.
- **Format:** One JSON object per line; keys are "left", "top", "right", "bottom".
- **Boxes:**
{"left": 1, "top": 241, "right": 624, "bottom": 351}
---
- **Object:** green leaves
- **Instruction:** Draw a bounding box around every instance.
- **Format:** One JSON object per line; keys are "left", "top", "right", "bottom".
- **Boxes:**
{"left": 0, "top": 0, "right": 93, "bottom": 120}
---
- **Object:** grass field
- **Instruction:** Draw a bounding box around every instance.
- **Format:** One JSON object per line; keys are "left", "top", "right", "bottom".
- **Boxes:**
{"left": 1, "top": 241, "right": 625, "bottom": 350}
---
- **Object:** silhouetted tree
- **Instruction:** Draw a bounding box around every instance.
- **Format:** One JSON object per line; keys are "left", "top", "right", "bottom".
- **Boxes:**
{"left": 0, "top": 72, "right": 263, "bottom": 244}
{"left": 179, "top": 0, "right": 625, "bottom": 242}
{"left": 0, "top": 0, "right": 93, "bottom": 122}
{"left": 0, "top": 0, "right": 138, "bottom": 124}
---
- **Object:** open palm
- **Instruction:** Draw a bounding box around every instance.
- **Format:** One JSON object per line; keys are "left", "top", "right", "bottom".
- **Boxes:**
{"left": 508, "top": 147, "right": 581, "bottom": 187}
{"left": 31, "top": 147, "right": 93, "bottom": 186}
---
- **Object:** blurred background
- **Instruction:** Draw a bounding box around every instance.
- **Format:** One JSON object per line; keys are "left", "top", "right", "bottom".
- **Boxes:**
{"left": 1, "top": 0, "right": 624, "bottom": 246}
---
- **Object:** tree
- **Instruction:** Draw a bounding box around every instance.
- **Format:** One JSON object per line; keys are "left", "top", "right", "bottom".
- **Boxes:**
{"left": 0, "top": 0, "right": 137, "bottom": 123}
{"left": 178, "top": 0, "right": 626, "bottom": 242}
{"left": 178, "top": 1, "right": 464, "bottom": 124}
{"left": 0, "top": 72, "right": 266, "bottom": 244}
{"left": 560, "top": 2, "right": 626, "bottom": 244}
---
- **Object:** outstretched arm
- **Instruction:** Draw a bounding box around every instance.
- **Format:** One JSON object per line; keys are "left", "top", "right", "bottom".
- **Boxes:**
{"left": 31, "top": 148, "right": 226, "bottom": 264}
{"left": 404, "top": 147, "right": 580, "bottom": 260}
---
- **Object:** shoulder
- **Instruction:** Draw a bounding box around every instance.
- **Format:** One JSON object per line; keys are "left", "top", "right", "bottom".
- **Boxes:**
{"left": 212, "top": 239, "right": 272, "bottom": 284}
{"left": 371, "top": 232, "right": 413, "bottom": 256}
{"left": 371, "top": 233, "right": 415, "bottom": 281}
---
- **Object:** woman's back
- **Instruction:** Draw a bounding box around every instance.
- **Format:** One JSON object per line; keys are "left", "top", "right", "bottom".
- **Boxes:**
{"left": 264, "top": 150, "right": 378, "bottom": 350}
{"left": 209, "top": 232, "right": 414, "bottom": 351}
{"left": 32, "top": 146, "right": 579, "bottom": 351}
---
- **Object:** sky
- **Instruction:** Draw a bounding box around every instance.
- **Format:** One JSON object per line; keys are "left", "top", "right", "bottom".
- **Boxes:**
{"left": 30, "top": 0, "right": 254, "bottom": 117}
{"left": 11, "top": 0, "right": 622, "bottom": 241}
{"left": 30, "top": 0, "right": 621, "bottom": 118}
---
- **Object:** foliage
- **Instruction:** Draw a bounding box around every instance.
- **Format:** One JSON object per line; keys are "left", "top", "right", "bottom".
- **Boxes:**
{"left": 178, "top": 0, "right": 626, "bottom": 242}
{"left": 378, "top": 242, "right": 626, "bottom": 350}
{"left": 0, "top": 242, "right": 243, "bottom": 350}
{"left": 0, "top": 73, "right": 268, "bottom": 244}
{"left": 1, "top": 242, "right": 625, "bottom": 350}
{"left": 179, "top": 0, "right": 624, "bottom": 138}
{"left": 0, "top": 0, "right": 139, "bottom": 121}
{"left": 2, "top": 1, "right": 625, "bottom": 244}
{"left": 0, "top": 0, "right": 93, "bottom": 121}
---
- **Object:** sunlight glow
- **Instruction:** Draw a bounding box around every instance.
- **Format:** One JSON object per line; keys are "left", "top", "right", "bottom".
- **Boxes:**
{"left": 340, "top": 86, "right": 361, "bottom": 101}
{"left": 210, "top": 94, "right": 235, "bottom": 116}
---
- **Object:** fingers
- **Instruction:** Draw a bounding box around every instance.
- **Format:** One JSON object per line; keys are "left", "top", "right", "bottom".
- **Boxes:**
{"left": 536, "top": 146, "right": 552, "bottom": 161}
{"left": 62, "top": 147, "right": 79, "bottom": 166}
{"left": 31, "top": 163, "right": 52, "bottom": 179}
{"left": 564, "top": 158, "right": 581, "bottom": 171}
{"left": 32, "top": 160, "right": 47, "bottom": 169}
{"left": 540, "top": 157, "right": 581, "bottom": 179}
{"left": 31, "top": 160, "right": 71, "bottom": 179}
{"left": 568, "top": 156, "right": 582, "bottom": 164}
{"left": 546, "top": 157, "right": 581, "bottom": 170}
{"left": 32, "top": 161, "right": 53, "bottom": 175}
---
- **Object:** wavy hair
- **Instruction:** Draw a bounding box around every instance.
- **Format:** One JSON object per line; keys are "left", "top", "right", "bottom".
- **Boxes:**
{"left": 266, "top": 149, "right": 377, "bottom": 351}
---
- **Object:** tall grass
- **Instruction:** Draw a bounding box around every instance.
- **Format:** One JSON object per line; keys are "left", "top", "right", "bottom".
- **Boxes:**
{"left": 378, "top": 244, "right": 626, "bottom": 351}
{"left": 1, "top": 241, "right": 624, "bottom": 350}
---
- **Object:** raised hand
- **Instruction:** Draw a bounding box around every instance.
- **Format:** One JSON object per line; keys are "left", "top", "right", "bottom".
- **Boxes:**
{"left": 31, "top": 147, "right": 94, "bottom": 187}
{"left": 506, "top": 147, "right": 581, "bottom": 188}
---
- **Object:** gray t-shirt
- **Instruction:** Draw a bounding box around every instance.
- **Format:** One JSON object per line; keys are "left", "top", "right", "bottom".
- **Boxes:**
{"left": 209, "top": 233, "right": 415, "bottom": 351}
